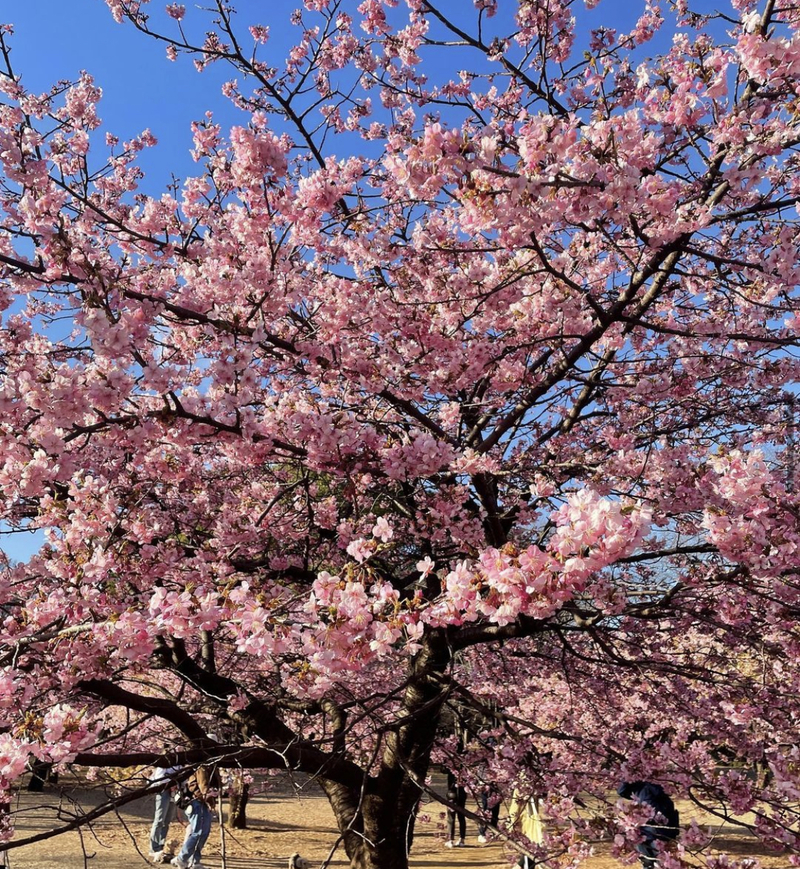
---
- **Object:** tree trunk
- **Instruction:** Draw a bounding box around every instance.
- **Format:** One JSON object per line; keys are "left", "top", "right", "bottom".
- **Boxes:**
{"left": 348, "top": 826, "right": 414, "bottom": 869}
{"left": 227, "top": 772, "right": 249, "bottom": 829}
{"left": 322, "top": 780, "right": 417, "bottom": 869}
{"left": 320, "top": 635, "right": 451, "bottom": 869}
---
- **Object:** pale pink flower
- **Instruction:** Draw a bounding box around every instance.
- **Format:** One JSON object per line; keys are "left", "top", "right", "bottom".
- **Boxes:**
{"left": 346, "top": 538, "right": 373, "bottom": 563}
{"left": 372, "top": 516, "right": 393, "bottom": 541}
{"left": 416, "top": 556, "right": 434, "bottom": 578}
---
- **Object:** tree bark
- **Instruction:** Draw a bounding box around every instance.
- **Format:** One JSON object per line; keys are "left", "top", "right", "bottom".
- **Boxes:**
{"left": 321, "top": 781, "right": 417, "bottom": 869}
{"left": 227, "top": 773, "right": 249, "bottom": 829}
{"left": 319, "top": 633, "right": 451, "bottom": 869}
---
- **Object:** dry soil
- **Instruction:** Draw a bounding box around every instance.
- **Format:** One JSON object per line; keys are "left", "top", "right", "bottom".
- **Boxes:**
{"left": 2, "top": 772, "right": 788, "bottom": 869}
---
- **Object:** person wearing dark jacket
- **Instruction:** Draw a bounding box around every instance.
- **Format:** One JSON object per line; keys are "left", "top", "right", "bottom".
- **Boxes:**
{"left": 617, "top": 781, "right": 680, "bottom": 867}
{"left": 477, "top": 785, "right": 501, "bottom": 843}
{"left": 444, "top": 770, "right": 467, "bottom": 847}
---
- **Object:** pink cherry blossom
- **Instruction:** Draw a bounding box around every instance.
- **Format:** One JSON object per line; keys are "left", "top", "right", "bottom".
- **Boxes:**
{"left": 372, "top": 516, "right": 393, "bottom": 541}
{"left": 1, "top": 1, "right": 800, "bottom": 866}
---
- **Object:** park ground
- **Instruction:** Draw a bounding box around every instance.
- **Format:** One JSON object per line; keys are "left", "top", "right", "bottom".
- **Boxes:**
{"left": 1, "top": 772, "right": 789, "bottom": 869}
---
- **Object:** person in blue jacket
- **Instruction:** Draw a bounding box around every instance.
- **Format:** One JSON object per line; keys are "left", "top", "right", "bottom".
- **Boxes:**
{"left": 617, "top": 781, "right": 680, "bottom": 867}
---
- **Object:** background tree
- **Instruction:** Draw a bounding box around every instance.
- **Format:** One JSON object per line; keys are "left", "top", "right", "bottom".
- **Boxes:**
{"left": 1, "top": 1, "right": 800, "bottom": 867}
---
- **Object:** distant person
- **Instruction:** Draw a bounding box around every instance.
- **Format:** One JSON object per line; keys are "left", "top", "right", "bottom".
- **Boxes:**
{"left": 508, "top": 790, "right": 544, "bottom": 868}
{"left": 171, "top": 764, "right": 219, "bottom": 869}
{"left": 476, "top": 784, "right": 500, "bottom": 843}
{"left": 148, "top": 766, "right": 179, "bottom": 864}
{"left": 617, "top": 781, "right": 680, "bottom": 868}
{"left": 475, "top": 735, "right": 500, "bottom": 844}
{"left": 444, "top": 769, "right": 467, "bottom": 847}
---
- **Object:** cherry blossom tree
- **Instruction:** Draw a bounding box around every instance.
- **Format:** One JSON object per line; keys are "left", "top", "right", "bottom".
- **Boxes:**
{"left": 1, "top": 0, "right": 800, "bottom": 867}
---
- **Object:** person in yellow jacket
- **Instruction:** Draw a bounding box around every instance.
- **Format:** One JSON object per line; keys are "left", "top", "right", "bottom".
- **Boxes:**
{"left": 508, "top": 791, "right": 544, "bottom": 868}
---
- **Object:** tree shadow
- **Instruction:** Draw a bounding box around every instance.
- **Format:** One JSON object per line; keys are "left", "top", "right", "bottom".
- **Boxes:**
{"left": 232, "top": 816, "right": 336, "bottom": 836}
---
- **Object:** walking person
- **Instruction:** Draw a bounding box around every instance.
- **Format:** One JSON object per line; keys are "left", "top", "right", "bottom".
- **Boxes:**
{"left": 508, "top": 789, "right": 545, "bottom": 868}
{"left": 148, "top": 766, "right": 180, "bottom": 863}
{"left": 476, "top": 785, "right": 500, "bottom": 843}
{"left": 475, "top": 734, "right": 500, "bottom": 844}
{"left": 171, "top": 764, "right": 219, "bottom": 869}
{"left": 617, "top": 781, "right": 680, "bottom": 868}
{"left": 444, "top": 769, "right": 467, "bottom": 847}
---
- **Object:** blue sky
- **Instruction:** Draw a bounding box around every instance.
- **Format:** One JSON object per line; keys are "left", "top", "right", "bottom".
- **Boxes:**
{"left": 7, "top": 1, "right": 249, "bottom": 188}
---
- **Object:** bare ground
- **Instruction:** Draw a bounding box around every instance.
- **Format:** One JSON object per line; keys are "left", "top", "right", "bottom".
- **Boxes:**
{"left": 2, "top": 773, "right": 789, "bottom": 869}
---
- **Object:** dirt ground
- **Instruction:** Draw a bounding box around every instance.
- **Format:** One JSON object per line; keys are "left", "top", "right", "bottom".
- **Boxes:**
{"left": 1, "top": 772, "right": 789, "bottom": 869}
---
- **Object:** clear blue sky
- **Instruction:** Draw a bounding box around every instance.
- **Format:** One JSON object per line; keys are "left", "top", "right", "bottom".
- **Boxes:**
{"left": 7, "top": 1, "right": 264, "bottom": 189}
